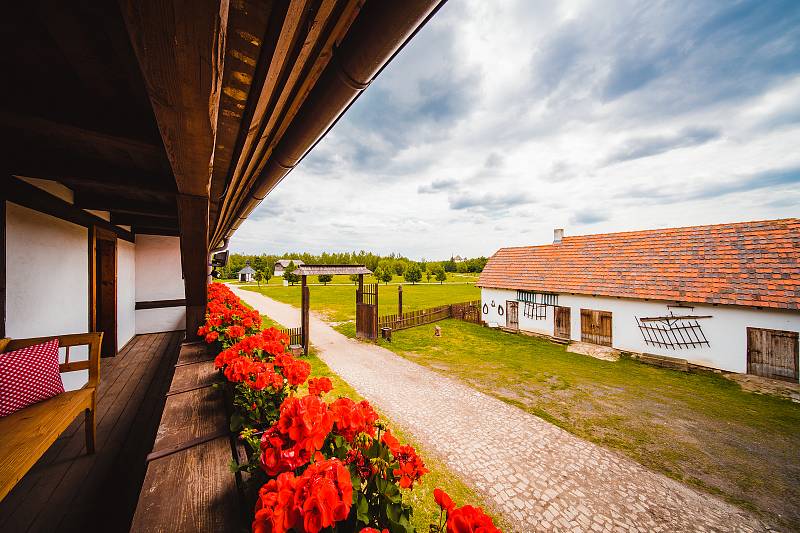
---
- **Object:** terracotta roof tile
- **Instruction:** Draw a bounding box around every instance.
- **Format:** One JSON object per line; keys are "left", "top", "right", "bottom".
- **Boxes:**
{"left": 477, "top": 219, "right": 800, "bottom": 310}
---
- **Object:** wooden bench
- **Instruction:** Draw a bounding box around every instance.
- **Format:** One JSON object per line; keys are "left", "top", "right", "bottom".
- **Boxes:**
{"left": 0, "top": 332, "right": 102, "bottom": 502}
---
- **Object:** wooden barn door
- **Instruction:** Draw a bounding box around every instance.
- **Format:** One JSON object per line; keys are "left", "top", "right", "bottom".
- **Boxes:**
{"left": 95, "top": 233, "right": 117, "bottom": 357}
{"left": 747, "top": 328, "right": 799, "bottom": 382}
{"left": 506, "top": 301, "right": 519, "bottom": 330}
{"left": 554, "top": 306, "right": 571, "bottom": 339}
{"left": 581, "top": 309, "right": 612, "bottom": 346}
{"left": 356, "top": 283, "right": 378, "bottom": 340}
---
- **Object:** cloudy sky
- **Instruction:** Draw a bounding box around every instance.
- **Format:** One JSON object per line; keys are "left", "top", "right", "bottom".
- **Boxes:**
{"left": 231, "top": 0, "right": 800, "bottom": 259}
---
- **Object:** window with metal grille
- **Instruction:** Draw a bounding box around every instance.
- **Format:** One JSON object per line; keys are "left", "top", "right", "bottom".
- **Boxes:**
{"left": 517, "top": 291, "right": 557, "bottom": 320}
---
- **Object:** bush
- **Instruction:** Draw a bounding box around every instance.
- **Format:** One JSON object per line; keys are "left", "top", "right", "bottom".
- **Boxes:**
{"left": 318, "top": 274, "right": 333, "bottom": 285}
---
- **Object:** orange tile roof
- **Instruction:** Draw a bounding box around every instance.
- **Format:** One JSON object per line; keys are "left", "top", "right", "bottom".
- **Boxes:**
{"left": 477, "top": 219, "right": 800, "bottom": 310}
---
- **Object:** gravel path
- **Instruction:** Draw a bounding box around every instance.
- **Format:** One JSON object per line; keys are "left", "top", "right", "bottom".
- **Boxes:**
{"left": 230, "top": 285, "right": 772, "bottom": 533}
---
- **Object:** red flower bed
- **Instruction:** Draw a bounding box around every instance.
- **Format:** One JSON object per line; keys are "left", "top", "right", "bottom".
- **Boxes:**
{"left": 201, "top": 283, "right": 501, "bottom": 533}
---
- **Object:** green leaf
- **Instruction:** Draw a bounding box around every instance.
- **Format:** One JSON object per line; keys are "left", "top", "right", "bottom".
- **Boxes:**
{"left": 356, "top": 493, "right": 370, "bottom": 524}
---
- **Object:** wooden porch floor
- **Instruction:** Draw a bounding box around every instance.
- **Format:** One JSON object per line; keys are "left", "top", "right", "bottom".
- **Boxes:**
{"left": 0, "top": 331, "right": 183, "bottom": 533}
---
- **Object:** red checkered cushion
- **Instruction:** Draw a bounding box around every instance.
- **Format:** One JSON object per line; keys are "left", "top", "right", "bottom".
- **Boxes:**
{"left": 0, "top": 339, "right": 65, "bottom": 417}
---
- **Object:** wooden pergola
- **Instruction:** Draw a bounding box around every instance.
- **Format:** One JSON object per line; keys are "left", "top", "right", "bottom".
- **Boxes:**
{"left": 0, "top": 0, "right": 444, "bottom": 340}
{"left": 293, "top": 264, "right": 372, "bottom": 353}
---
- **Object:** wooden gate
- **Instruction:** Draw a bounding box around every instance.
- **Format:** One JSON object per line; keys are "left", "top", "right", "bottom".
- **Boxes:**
{"left": 747, "top": 328, "right": 799, "bottom": 382}
{"left": 580, "top": 309, "right": 612, "bottom": 346}
{"left": 356, "top": 283, "right": 378, "bottom": 340}
{"left": 554, "top": 306, "right": 571, "bottom": 339}
{"left": 506, "top": 301, "right": 519, "bottom": 330}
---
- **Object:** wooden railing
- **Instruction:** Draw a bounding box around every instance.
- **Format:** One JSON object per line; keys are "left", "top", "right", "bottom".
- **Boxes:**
{"left": 377, "top": 300, "right": 482, "bottom": 332}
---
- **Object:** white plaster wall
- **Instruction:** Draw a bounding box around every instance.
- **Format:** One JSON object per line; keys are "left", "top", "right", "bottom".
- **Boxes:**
{"left": 481, "top": 287, "right": 800, "bottom": 377}
{"left": 117, "top": 239, "right": 136, "bottom": 349}
{"left": 6, "top": 202, "right": 89, "bottom": 390}
{"left": 134, "top": 235, "right": 186, "bottom": 334}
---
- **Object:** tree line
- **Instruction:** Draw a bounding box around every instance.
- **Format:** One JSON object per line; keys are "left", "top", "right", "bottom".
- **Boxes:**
{"left": 217, "top": 251, "right": 488, "bottom": 284}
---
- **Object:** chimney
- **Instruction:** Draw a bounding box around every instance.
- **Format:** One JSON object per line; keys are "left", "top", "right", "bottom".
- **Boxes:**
{"left": 553, "top": 228, "right": 564, "bottom": 244}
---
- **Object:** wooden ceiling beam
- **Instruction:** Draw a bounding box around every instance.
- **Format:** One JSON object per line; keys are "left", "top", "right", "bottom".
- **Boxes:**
{"left": 0, "top": 112, "right": 166, "bottom": 165}
{"left": 110, "top": 213, "right": 178, "bottom": 227}
{"left": 74, "top": 192, "right": 175, "bottom": 216}
{"left": 120, "top": 0, "right": 229, "bottom": 198}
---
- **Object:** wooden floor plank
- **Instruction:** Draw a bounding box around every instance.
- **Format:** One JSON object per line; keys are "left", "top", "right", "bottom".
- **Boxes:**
{"left": 0, "top": 332, "right": 183, "bottom": 533}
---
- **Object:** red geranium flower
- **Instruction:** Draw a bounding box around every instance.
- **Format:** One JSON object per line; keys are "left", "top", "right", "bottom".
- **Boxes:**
{"left": 447, "top": 505, "right": 501, "bottom": 533}
{"left": 253, "top": 472, "right": 298, "bottom": 533}
{"left": 204, "top": 331, "right": 219, "bottom": 343}
{"left": 380, "top": 429, "right": 400, "bottom": 454}
{"left": 283, "top": 358, "right": 311, "bottom": 386}
{"left": 434, "top": 488, "right": 455, "bottom": 512}
{"left": 308, "top": 377, "right": 333, "bottom": 396}
{"left": 330, "top": 398, "right": 379, "bottom": 442}
{"left": 292, "top": 458, "right": 353, "bottom": 533}
{"left": 227, "top": 324, "right": 246, "bottom": 339}
{"left": 392, "top": 444, "right": 428, "bottom": 489}
{"left": 359, "top": 528, "right": 389, "bottom": 533}
{"left": 276, "top": 395, "right": 333, "bottom": 456}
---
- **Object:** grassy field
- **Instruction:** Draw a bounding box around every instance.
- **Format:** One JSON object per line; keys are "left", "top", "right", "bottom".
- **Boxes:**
{"left": 376, "top": 319, "right": 800, "bottom": 531}
{"left": 242, "top": 282, "right": 480, "bottom": 323}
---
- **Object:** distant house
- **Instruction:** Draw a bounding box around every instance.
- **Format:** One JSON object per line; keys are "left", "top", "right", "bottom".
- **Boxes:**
{"left": 453, "top": 255, "right": 466, "bottom": 262}
{"left": 237, "top": 261, "right": 256, "bottom": 282}
{"left": 478, "top": 219, "right": 800, "bottom": 382}
{"left": 273, "top": 259, "right": 304, "bottom": 277}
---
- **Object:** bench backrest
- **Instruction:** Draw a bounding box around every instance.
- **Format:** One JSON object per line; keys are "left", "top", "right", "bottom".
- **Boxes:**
{"left": 0, "top": 332, "right": 103, "bottom": 389}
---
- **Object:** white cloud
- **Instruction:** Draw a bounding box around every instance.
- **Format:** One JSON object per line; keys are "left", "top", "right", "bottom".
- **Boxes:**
{"left": 232, "top": 0, "right": 800, "bottom": 259}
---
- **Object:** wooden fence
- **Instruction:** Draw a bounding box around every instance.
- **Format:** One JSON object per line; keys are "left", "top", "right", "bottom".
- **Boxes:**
{"left": 377, "top": 300, "right": 482, "bottom": 332}
{"left": 278, "top": 327, "right": 303, "bottom": 347}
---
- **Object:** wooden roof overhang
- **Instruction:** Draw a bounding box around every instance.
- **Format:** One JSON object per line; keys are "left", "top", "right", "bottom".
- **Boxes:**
{"left": 1, "top": 0, "right": 444, "bottom": 338}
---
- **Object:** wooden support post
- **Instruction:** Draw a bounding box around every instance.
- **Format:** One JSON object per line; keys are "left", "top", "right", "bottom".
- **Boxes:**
{"left": 358, "top": 273, "right": 364, "bottom": 294}
{"left": 0, "top": 197, "right": 5, "bottom": 339}
{"left": 177, "top": 195, "right": 209, "bottom": 341}
{"left": 301, "top": 275, "right": 310, "bottom": 355}
{"left": 398, "top": 285, "right": 403, "bottom": 317}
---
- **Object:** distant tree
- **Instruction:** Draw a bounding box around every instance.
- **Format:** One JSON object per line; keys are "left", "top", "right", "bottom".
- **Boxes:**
{"left": 284, "top": 260, "right": 300, "bottom": 285}
{"left": 393, "top": 260, "right": 406, "bottom": 276}
{"left": 426, "top": 269, "right": 433, "bottom": 282}
{"left": 433, "top": 266, "right": 447, "bottom": 284}
{"left": 443, "top": 256, "right": 457, "bottom": 273}
{"left": 254, "top": 270, "right": 264, "bottom": 287}
{"left": 404, "top": 264, "right": 422, "bottom": 285}
{"left": 349, "top": 274, "right": 360, "bottom": 285}
{"left": 456, "top": 261, "right": 468, "bottom": 273}
{"left": 318, "top": 274, "right": 333, "bottom": 285}
{"left": 378, "top": 267, "right": 393, "bottom": 285}
{"left": 263, "top": 268, "right": 273, "bottom": 285}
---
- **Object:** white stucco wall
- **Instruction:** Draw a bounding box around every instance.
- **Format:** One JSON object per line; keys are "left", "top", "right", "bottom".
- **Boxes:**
{"left": 481, "top": 287, "right": 800, "bottom": 376}
{"left": 6, "top": 202, "right": 89, "bottom": 390}
{"left": 117, "top": 239, "right": 136, "bottom": 350}
{"left": 134, "top": 235, "right": 186, "bottom": 334}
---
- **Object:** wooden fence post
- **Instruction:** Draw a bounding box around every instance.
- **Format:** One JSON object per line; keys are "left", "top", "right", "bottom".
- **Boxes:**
{"left": 301, "top": 275, "right": 310, "bottom": 354}
{"left": 398, "top": 285, "right": 402, "bottom": 317}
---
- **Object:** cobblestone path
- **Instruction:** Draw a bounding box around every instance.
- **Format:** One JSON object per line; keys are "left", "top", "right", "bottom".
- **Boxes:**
{"left": 231, "top": 286, "right": 772, "bottom": 532}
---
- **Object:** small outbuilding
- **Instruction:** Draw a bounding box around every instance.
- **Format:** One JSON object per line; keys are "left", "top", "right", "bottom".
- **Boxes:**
{"left": 478, "top": 219, "right": 800, "bottom": 382}
{"left": 237, "top": 261, "right": 256, "bottom": 282}
{"left": 274, "top": 259, "right": 304, "bottom": 276}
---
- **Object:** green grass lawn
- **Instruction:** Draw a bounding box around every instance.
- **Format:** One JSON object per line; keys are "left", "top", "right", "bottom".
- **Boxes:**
{"left": 242, "top": 282, "right": 480, "bottom": 323}
{"left": 377, "top": 319, "right": 800, "bottom": 531}
{"left": 297, "top": 351, "right": 506, "bottom": 531}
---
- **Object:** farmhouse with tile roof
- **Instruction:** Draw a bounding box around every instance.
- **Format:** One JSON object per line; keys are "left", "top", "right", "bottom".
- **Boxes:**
{"left": 478, "top": 219, "right": 799, "bottom": 381}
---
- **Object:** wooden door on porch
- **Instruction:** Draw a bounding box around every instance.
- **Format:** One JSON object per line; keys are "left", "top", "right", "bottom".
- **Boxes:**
{"left": 554, "top": 306, "right": 571, "bottom": 339}
{"left": 580, "top": 309, "right": 612, "bottom": 346}
{"left": 95, "top": 235, "right": 117, "bottom": 357}
{"left": 747, "top": 328, "right": 799, "bottom": 382}
{"left": 506, "top": 301, "right": 519, "bottom": 330}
